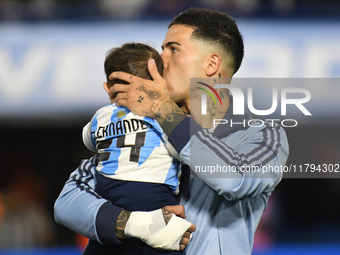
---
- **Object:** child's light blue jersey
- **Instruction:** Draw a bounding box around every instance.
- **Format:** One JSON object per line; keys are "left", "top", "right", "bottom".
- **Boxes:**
{"left": 83, "top": 104, "right": 180, "bottom": 193}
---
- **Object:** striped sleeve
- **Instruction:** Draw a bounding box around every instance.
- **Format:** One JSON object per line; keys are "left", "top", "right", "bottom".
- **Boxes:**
{"left": 194, "top": 124, "right": 282, "bottom": 173}
{"left": 169, "top": 118, "right": 289, "bottom": 200}
{"left": 54, "top": 156, "right": 123, "bottom": 244}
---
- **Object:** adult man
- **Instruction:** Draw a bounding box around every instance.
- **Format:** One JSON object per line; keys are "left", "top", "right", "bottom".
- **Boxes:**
{"left": 55, "top": 7, "right": 288, "bottom": 255}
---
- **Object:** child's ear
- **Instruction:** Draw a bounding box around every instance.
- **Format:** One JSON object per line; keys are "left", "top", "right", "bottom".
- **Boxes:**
{"left": 103, "top": 82, "right": 110, "bottom": 95}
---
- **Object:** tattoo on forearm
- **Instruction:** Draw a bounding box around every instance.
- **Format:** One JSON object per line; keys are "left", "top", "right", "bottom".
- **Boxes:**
{"left": 154, "top": 99, "right": 189, "bottom": 135}
{"left": 116, "top": 210, "right": 131, "bottom": 239}
{"left": 135, "top": 83, "right": 188, "bottom": 134}
{"left": 162, "top": 207, "right": 172, "bottom": 225}
{"left": 167, "top": 115, "right": 174, "bottom": 122}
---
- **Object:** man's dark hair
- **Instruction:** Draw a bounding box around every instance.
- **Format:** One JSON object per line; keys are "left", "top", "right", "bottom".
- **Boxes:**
{"left": 105, "top": 42, "right": 163, "bottom": 87}
{"left": 169, "top": 8, "right": 244, "bottom": 75}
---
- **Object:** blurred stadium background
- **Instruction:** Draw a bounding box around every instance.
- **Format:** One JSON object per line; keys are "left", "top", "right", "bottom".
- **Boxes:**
{"left": 0, "top": 0, "right": 340, "bottom": 254}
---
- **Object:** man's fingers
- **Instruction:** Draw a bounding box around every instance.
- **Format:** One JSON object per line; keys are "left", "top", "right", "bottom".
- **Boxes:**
{"left": 148, "top": 58, "right": 163, "bottom": 82}
{"left": 180, "top": 232, "right": 191, "bottom": 245}
{"left": 109, "top": 71, "right": 134, "bottom": 82}
{"left": 142, "top": 210, "right": 192, "bottom": 251}
{"left": 179, "top": 228, "right": 195, "bottom": 250}
{"left": 113, "top": 91, "right": 128, "bottom": 100}
{"left": 183, "top": 231, "right": 193, "bottom": 239}
{"left": 164, "top": 205, "right": 186, "bottom": 219}
{"left": 111, "top": 89, "right": 129, "bottom": 107}
{"left": 109, "top": 83, "right": 130, "bottom": 99}
{"left": 180, "top": 225, "right": 195, "bottom": 245}
{"left": 187, "top": 223, "right": 196, "bottom": 233}
{"left": 114, "top": 98, "right": 127, "bottom": 107}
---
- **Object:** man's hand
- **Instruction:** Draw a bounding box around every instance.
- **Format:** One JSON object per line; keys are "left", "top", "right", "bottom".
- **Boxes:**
{"left": 116, "top": 205, "right": 195, "bottom": 251}
{"left": 109, "top": 59, "right": 169, "bottom": 119}
{"left": 108, "top": 59, "right": 188, "bottom": 135}
{"left": 163, "top": 205, "right": 196, "bottom": 250}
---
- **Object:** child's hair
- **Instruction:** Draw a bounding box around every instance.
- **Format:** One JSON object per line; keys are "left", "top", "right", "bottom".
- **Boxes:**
{"left": 104, "top": 42, "right": 164, "bottom": 87}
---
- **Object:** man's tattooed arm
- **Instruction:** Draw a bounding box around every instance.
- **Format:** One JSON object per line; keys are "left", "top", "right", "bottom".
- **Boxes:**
{"left": 115, "top": 210, "right": 131, "bottom": 239}
{"left": 134, "top": 84, "right": 188, "bottom": 135}
{"left": 115, "top": 207, "right": 177, "bottom": 239}
{"left": 161, "top": 207, "right": 173, "bottom": 225}
{"left": 153, "top": 99, "right": 189, "bottom": 136}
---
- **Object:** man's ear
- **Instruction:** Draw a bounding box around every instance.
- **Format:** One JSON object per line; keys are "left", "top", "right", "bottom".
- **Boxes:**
{"left": 103, "top": 82, "right": 110, "bottom": 94}
{"left": 205, "top": 54, "right": 221, "bottom": 76}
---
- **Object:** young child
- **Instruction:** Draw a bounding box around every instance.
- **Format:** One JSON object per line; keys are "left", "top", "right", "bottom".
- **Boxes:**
{"left": 82, "top": 43, "right": 185, "bottom": 255}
